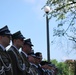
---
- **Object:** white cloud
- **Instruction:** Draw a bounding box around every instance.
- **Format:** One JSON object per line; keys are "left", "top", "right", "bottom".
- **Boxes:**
{"left": 23, "top": 0, "right": 47, "bottom": 20}
{"left": 24, "top": 0, "right": 35, "bottom": 4}
{"left": 24, "top": 0, "right": 47, "bottom": 4}
{"left": 31, "top": 0, "right": 47, "bottom": 20}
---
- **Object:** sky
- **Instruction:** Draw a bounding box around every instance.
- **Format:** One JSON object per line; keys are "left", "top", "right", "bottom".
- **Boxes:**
{"left": 0, "top": 0, "right": 76, "bottom": 62}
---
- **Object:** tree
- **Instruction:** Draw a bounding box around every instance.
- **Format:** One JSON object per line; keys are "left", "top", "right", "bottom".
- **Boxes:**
{"left": 51, "top": 59, "right": 69, "bottom": 75}
{"left": 43, "top": 1, "right": 76, "bottom": 74}
{"left": 43, "top": 0, "right": 76, "bottom": 41}
{"left": 65, "top": 60, "right": 75, "bottom": 75}
{"left": 57, "top": 62, "right": 69, "bottom": 75}
{"left": 51, "top": 59, "right": 58, "bottom": 66}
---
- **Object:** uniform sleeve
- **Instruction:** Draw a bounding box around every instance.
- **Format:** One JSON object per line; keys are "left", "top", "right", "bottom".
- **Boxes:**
{"left": 7, "top": 50, "right": 17, "bottom": 75}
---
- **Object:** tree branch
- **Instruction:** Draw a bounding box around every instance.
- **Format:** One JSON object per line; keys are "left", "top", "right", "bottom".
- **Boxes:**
{"left": 64, "top": 14, "right": 76, "bottom": 34}
{"left": 55, "top": 2, "right": 76, "bottom": 11}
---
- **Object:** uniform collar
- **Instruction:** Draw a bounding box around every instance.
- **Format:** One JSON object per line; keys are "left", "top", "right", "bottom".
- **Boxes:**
{"left": 21, "top": 51, "right": 28, "bottom": 57}
{"left": 30, "top": 63, "right": 38, "bottom": 68}
{"left": 12, "top": 45, "right": 19, "bottom": 51}
{"left": 33, "top": 64, "right": 38, "bottom": 68}
{"left": 0, "top": 44, "right": 6, "bottom": 51}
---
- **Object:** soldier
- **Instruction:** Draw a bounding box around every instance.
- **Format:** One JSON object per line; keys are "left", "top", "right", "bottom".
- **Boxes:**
{"left": 7, "top": 31, "right": 26, "bottom": 75}
{"left": 35, "top": 52, "right": 43, "bottom": 64}
{"left": 28, "top": 50, "right": 40, "bottom": 75}
{"left": 40, "top": 61, "right": 55, "bottom": 75}
{"left": 0, "top": 25, "right": 13, "bottom": 75}
{"left": 34, "top": 52, "right": 45, "bottom": 75}
{"left": 22, "top": 38, "right": 33, "bottom": 55}
{"left": 21, "top": 38, "right": 34, "bottom": 75}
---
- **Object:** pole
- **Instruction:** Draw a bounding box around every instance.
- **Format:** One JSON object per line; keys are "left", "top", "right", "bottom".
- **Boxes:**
{"left": 46, "top": 12, "right": 50, "bottom": 63}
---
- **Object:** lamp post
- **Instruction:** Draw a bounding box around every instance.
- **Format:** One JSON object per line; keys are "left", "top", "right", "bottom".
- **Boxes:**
{"left": 44, "top": 6, "right": 50, "bottom": 63}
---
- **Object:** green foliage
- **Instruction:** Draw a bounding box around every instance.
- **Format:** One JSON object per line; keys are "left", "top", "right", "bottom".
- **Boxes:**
{"left": 44, "top": 0, "right": 76, "bottom": 38}
{"left": 50, "top": 59, "right": 75, "bottom": 75}
{"left": 43, "top": 59, "right": 75, "bottom": 75}
{"left": 51, "top": 59, "right": 68, "bottom": 75}
{"left": 51, "top": 59, "right": 58, "bottom": 66}
{"left": 57, "top": 62, "right": 69, "bottom": 75}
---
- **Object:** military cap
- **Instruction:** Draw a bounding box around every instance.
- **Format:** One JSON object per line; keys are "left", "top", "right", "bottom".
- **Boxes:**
{"left": 12, "top": 31, "right": 25, "bottom": 39}
{"left": 48, "top": 63, "right": 56, "bottom": 67}
{"left": 40, "top": 61, "right": 48, "bottom": 66}
{"left": 0, "top": 25, "right": 12, "bottom": 35}
{"left": 24, "top": 38, "right": 33, "bottom": 46}
{"left": 28, "top": 49, "right": 36, "bottom": 57}
{"left": 35, "top": 52, "right": 42, "bottom": 59}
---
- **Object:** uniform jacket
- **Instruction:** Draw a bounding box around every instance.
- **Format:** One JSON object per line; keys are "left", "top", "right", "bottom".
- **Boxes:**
{"left": 0, "top": 46, "right": 13, "bottom": 75}
{"left": 21, "top": 51, "right": 30, "bottom": 70}
{"left": 8, "top": 46, "right": 25, "bottom": 75}
{"left": 20, "top": 51, "right": 31, "bottom": 75}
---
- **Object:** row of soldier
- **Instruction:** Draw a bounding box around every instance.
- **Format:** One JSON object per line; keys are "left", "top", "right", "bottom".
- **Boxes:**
{"left": 0, "top": 25, "right": 58, "bottom": 75}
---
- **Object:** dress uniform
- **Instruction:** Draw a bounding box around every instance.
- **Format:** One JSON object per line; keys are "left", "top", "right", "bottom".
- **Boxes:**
{"left": 0, "top": 25, "right": 13, "bottom": 75}
{"left": 28, "top": 51, "right": 40, "bottom": 75}
{"left": 40, "top": 61, "right": 54, "bottom": 75}
{"left": 34, "top": 52, "right": 45, "bottom": 75}
{"left": 7, "top": 31, "right": 26, "bottom": 75}
{"left": 21, "top": 38, "right": 34, "bottom": 75}
{"left": 20, "top": 51, "right": 30, "bottom": 75}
